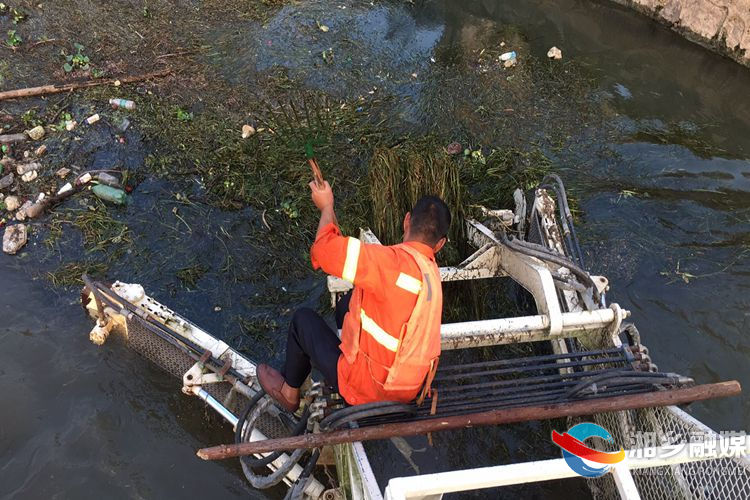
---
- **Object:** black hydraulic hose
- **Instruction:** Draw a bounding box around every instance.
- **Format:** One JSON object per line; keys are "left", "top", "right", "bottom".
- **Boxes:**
{"left": 435, "top": 367, "right": 633, "bottom": 398}
{"left": 540, "top": 174, "right": 585, "bottom": 268}
{"left": 498, "top": 230, "right": 601, "bottom": 302}
{"left": 437, "top": 376, "right": 630, "bottom": 404}
{"left": 435, "top": 355, "right": 628, "bottom": 383}
{"left": 565, "top": 377, "right": 684, "bottom": 397}
{"left": 318, "top": 401, "right": 412, "bottom": 429}
{"left": 562, "top": 372, "right": 689, "bottom": 399}
{"left": 238, "top": 395, "right": 308, "bottom": 489}
{"left": 436, "top": 367, "right": 635, "bottom": 394}
{"left": 283, "top": 449, "right": 321, "bottom": 500}
{"left": 437, "top": 347, "right": 627, "bottom": 373}
{"left": 538, "top": 184, "right": 580, "bottom": 267}
{"left": 236, "top": 393, "right": 310, "bottom": 468}
{"left": 321, "top": 403, "right": 415, "bottom": 431}
{"left": 360, "top": 384, "right": 654, "bottom": 425}
{"left": 236, "top": 390, "right": 304, "bottom": 468}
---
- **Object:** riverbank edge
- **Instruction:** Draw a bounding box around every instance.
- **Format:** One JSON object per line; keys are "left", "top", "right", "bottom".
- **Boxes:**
{"left": 609, "top": 0, "right": 750, "bottom": 68}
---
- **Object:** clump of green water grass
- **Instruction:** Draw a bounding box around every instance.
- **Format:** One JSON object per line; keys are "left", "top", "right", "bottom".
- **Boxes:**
{"left": 368, "top": 139, "right": 463, "bottom": 256}
{"left": 47, "top": 261, "right": 108, "bottom": 287}
{"left": 464, "top": 147, "right": 553, "bottom": 210}
{"left": 45, "top": 202, "right": 130, "bottom": 253}
{"left": 73, "top": 207, "right": 131, "bottom": 254}
{"left": 176, "top": 262, "right": 208, "bottom": 289}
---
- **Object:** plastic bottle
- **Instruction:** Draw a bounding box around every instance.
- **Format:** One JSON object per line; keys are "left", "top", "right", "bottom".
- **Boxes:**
{"left": 109, "top": 98, "right": 136, "bottom": 111}
{"left": 92, "top": 184, "right": 127, "bottom": 205}
{"left": 97, "top": 172, "right": 120, "bottom": 187}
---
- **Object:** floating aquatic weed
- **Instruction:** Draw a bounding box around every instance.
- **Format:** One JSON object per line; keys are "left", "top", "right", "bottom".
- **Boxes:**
{"left": 47, "top": 261, "right": 108, "bottom": 287}
{"left": 176, "top": 262, "right": 208, "bottom": 290}
{"left": 368, "top": 139, "right": 463, "bottom": 251}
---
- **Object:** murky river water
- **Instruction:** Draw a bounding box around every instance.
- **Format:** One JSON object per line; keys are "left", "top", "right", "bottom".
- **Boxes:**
{"left": 2, "top": 0, "right": 749, "bottom": 498}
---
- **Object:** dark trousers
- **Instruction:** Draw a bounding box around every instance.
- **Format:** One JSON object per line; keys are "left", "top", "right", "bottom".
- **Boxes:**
{"left": 282, "top": 292, "right": 352, "bottom": 390}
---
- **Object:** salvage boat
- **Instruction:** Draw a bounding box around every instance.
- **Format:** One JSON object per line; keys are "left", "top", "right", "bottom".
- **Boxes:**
{"left": 81, "top": 175, "right": 749, "bottom": 499}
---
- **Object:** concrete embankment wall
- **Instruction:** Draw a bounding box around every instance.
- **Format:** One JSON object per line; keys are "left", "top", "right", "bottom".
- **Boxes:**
{"left": 611, "top": 0, "right": 750, "bottom": 67}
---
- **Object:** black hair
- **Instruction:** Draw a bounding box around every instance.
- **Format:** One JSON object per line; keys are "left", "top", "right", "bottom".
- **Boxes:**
{"left": 409, "top": 195, "right": 451, "bottom": 246}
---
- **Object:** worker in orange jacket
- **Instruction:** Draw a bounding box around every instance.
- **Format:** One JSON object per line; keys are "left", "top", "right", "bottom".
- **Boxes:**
{"left": 258, "top": 180, "right": 450, "bottom": 411}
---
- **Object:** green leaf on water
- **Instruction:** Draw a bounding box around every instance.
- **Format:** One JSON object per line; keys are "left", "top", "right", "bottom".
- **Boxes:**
{"left": 63, "top": 63, "right": 73, "bottom": 72}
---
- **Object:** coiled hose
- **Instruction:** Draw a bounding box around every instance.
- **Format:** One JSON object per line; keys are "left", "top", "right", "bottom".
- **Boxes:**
{"left": 284, "top": 401, "right": 416, "bottom": 497}
{"left": 498, "top": 229, "right": 601, "bottom": 303}
{"left": 283, "top": 449, "right": 321, "bottom": 500}
{"left": 235, "top": 391, "right": 310, "bottom": 489}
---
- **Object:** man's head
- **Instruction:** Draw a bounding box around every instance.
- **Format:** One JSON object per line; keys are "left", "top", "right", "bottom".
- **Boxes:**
{"left": 403, "top": 195, "right": 451, "bottom": 253}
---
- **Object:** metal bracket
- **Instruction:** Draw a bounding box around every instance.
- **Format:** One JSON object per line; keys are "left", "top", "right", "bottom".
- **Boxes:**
{"left": 467, "top": 219, "right": 564, "bottom": 337}
{"left": 182, "top": 359, "right": 225, "bottom": 395}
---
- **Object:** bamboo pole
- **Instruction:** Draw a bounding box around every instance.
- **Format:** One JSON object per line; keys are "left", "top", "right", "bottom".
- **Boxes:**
{"left": 0, "top": 69, "right": 172, "bottom": 101}
{"left": 197, "top": 381, "right": 741, "bottom": 460}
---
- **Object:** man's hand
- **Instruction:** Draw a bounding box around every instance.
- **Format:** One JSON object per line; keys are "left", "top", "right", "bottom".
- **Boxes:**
{"left": 310, "top": 180, "right": 334, "bottom": 212}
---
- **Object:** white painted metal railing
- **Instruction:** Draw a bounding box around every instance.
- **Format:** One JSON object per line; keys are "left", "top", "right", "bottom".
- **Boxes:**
{"left": 383, "top": 438, "right": 750, "bottom": 500}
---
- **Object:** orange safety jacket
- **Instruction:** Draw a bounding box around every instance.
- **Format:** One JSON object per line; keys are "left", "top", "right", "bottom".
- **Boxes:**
{"left": 311, "top": 223, "right": 443, "bottom": 405}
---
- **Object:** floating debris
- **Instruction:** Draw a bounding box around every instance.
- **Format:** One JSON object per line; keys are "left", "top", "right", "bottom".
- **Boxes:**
{"left": 21, "top": 170, "right": 38, "bottom": 182}
{"left": 241, "top": 124, "right": 256, "bottom": 138}
{"left": 500, "top": 51, "right": 516, "bottom": 61}
{"left": 614, "top": 83, "right": 633, "bottom": 99}
{"left": 118, "top": 118, "right": 131, "bottom": 132}
{"left": 78, "top": 172, "right": 93, "bottom": 185}
{"left": 86, "top": 113, "right": 101, "bottom": 125}
{"left": 0, "top": 133, "right": 27, "bottom": 144}
{"left": 65, "top": 120, "right": 77, "bottom": 131}
{"left": 24, "top": 201, "right": 46, "bottom": 219}
{"left": 445, "top": 142, "right": 462, "bottom": 155}
{"left": 2, "top": 223, "right": 27, "bottom": 254}
{"left": 15, "top": 200, "right": 32, "bottom": 220}
{"left": 16, "top": 162, "right": 40, "bottom": 175}
{"left": 35, "top": 144, "right": 47, "bottom": 157}
{"left": 92, "top": 184, "right": 127, "bottom": 205}
{"left": 57, "top": 182, "right": 73, "bottom": 196}
{"left": 26, "top": 125, "right": 45, "bottom": 141}
{"left": 547, "top": 46, "right": 562, "bottom": 60}
{"left": 56, "top": 167, "right": 71, "bottom": 178}
{"left": 0, "top": 173, "right": 13, "bottom": 190}
{"left": 4, "top": 195, "right": 19, "bottom": 211}
{"left": 109, "top": 98, "right": 136, "bottom": 110}
{"left": 97, "top": 172, "right": 120, "bottom": 187}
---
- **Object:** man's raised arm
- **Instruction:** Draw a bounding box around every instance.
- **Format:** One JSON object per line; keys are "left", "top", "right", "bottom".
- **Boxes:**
{"left": 309, "top": 180, "right": 337, "bottom": 238}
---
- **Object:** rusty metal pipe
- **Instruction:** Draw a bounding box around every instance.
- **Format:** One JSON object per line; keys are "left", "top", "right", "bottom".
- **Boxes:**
{"left": 197, "top": 381, "right": 741, "bottom": 460}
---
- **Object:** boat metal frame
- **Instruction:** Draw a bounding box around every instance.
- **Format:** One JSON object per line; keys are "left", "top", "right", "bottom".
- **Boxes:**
{"left": 82, "top": 186, "right": 748, "bottom": 499}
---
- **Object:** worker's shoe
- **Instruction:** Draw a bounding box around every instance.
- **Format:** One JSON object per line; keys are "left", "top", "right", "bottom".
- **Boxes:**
{"left": 257, "top": 364, "right": 300, "bottom": 413}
